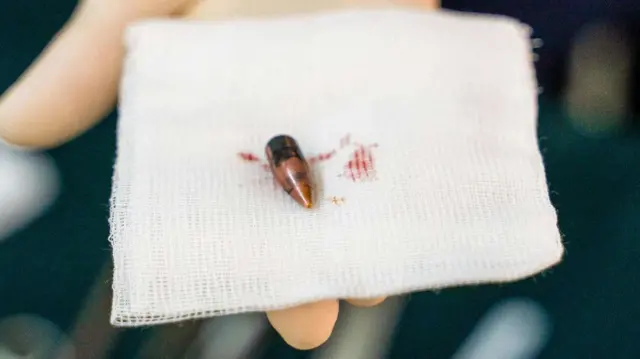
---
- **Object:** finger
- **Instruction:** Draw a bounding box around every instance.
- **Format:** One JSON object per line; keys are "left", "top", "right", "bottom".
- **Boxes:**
{"left": 183, "top": 0, "right": 439, "bottom": 19}
{"left": 422, "top": 0, "right": 440, "bottom": 9}
{"left": 412, "top": 0, "right": 440, "bottom": 8}
{"left": 0, "top": 9, "right": 119, "bottom": 148}
{"left": 0, "top": 1, "right": 192, "bottom": 148}
{"left": 266, "top": 300, "right": 339, "bottom": 350}
{"left": 345, "top": 297, "right": 386, "bottom": 307}
{"left": 402, "top": 0, "right": 440, "bottom": 9}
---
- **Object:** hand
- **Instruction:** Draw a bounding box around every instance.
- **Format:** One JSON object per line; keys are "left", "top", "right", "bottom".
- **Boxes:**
{"left": 0, "top": 0, "right": 439, "bottom": 350}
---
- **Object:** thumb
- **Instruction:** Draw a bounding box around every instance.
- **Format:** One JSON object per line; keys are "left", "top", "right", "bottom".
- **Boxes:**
{"left": 0, "top": 2, "right": 190, "bottom": 149}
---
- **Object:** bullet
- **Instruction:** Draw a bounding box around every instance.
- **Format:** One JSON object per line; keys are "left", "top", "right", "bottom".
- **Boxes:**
{"left": 265, "top": 135, "right": 314, "bottom": 209}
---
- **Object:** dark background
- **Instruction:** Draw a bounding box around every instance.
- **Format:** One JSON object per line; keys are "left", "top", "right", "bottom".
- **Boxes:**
{"left": 1, "top": 1, "right": 640, "bottom": 358}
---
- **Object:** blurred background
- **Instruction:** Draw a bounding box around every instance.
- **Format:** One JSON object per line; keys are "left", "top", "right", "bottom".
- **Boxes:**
{"left": 1, "top": 1, "right": 640, "bottom": 358}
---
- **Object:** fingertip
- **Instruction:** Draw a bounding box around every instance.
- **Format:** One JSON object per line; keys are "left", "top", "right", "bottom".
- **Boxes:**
{"left": 266, "top": 300, "right": 339, "bottom": 350}
{"left": 0, "top": 105, "right": 75, "bottom": 149}
{"left": 414, "top": 0, "right": 440, "bottom": 8}
{"left": 426, "top": 0, "right": 440, "bottom": 9}
{"left": 346, "top": 297, "right": 387, "bottom": 307}
{"left": 402, "top": 0, "right": 440, "bottom": 9}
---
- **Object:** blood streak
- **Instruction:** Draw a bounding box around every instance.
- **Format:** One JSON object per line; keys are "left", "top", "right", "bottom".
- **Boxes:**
{"left": 238, "top": 152, "right": 261, "bottom": 162}
{"left": 344, "top": 144, "right": 377, "bottom": 182}
{"left": 308, "top": 150, "right": 337, "bottom": 165}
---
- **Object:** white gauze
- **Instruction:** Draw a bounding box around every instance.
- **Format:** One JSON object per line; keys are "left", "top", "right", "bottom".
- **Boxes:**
{"left": 110, "top": 8, "right": 564, "bottom": 326}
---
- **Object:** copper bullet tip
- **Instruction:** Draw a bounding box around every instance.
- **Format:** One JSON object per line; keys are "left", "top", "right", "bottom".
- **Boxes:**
{"left": 299, "top": 184, "right": 313, "bottom": 209}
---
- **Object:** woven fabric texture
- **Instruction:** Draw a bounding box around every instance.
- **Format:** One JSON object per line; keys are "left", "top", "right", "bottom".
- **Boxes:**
{"left": 110, "top": 8, "right": 563, "bottom": 326}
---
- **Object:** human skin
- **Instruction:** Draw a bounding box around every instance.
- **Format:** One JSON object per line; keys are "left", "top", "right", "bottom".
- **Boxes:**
{"left": 0, "top": 0, "right": 439, "bottom": 350}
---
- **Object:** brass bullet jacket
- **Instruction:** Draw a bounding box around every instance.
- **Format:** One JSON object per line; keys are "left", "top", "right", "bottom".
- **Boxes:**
{"left": 265, "top": 135, "right": 314, "bottom": 208}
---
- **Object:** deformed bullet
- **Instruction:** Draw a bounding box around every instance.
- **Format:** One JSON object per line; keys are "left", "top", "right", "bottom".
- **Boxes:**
{"left": 265, "top": 135, "right": 314, "bottom": 208}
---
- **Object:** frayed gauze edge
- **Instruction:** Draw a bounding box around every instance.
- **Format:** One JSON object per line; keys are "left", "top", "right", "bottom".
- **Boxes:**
{"left": 110, "top": 8, "right": 563, "bottom": 326}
